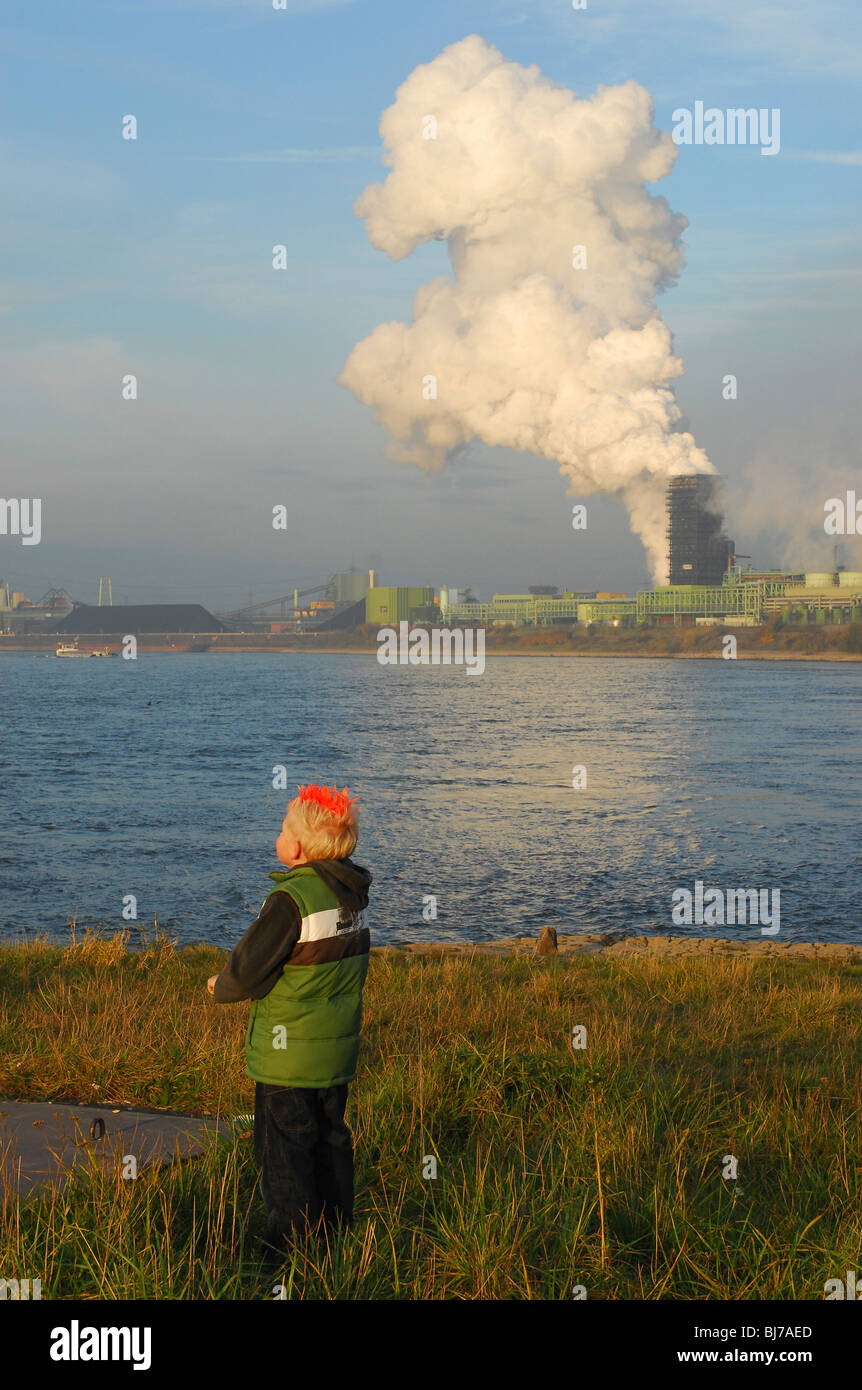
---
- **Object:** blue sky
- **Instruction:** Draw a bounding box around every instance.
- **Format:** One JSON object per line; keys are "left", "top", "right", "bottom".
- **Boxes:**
{"left": 2, "top": 0, "right": 861, "bottom": 609}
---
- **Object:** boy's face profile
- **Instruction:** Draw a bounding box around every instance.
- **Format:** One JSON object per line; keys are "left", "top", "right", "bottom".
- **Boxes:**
{"left": 276, "top": 814, "right": 304, "bottom": 867}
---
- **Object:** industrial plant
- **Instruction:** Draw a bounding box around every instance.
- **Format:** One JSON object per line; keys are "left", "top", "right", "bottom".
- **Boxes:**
{"left": 2, "top": 478, "right": 861, "bottom": 642}
{"left": 667, "top": 475, "right": 734, "bottom": 586}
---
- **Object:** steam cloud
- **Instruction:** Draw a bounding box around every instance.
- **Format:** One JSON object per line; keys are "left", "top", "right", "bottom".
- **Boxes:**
{"left": 340, "top": 35, "right": 713, "bottom": 582}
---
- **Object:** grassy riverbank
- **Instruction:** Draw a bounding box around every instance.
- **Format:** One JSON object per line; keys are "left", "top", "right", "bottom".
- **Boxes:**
{"left": 1, "top": 931, "right": 860, "bottom": 1299}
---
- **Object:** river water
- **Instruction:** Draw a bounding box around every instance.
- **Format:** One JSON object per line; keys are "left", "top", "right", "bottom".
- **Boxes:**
{"left": 1, "top": 652, "right": 860, "bottom": 946}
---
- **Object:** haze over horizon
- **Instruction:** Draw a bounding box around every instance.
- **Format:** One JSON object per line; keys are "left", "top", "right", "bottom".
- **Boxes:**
{"left": 2, "top": 0, "right": 861, "bottom": 610}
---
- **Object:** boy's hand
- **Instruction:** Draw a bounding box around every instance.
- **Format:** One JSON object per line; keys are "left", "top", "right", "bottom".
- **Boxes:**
{"left": 207, "top": 974, "right": 220, "bottom": 996}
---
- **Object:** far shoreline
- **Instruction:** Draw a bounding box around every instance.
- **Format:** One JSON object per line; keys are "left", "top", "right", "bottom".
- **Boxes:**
{"left": 1, "top": 642, "right": 860, "bottom": 662}
{"left": 3, "top": 929, "right": 859, "bottom": 960}
{"left": 370, "top": 932, "right": 862, "bottom": 961}
{"left": 207, "top": 648, "right": 862, "bottom": 661}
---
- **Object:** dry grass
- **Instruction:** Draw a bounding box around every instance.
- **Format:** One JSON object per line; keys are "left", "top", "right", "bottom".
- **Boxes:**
{"left": 1, "top": 930, "right": 859, "bottom": 1299}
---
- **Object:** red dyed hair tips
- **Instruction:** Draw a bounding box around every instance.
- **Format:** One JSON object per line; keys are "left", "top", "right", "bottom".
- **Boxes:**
{"left": 295, "top": 784, "right": 358, "bottom": 818}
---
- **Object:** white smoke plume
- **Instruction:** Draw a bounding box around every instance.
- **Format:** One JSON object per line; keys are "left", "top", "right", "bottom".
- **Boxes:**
{"left": 339, "top": 35, "right": 714, "bottom": 581}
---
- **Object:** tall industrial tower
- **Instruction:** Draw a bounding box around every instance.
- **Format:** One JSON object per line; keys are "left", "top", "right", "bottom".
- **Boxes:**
{"left": 97, "top": 576, "right": 113, "bottom": 606}
{"left": 666, "top": 477, "right": 734, "bottom": 585}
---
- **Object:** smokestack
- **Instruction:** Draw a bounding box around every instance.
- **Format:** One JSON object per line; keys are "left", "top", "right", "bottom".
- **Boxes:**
{"left": 667, "top": 476, "right": 733, "bottom": 586}
{"left": 368, "top": 568, "right": 376, "bottom": 589}
{"left": 340, "top": 35, "right": 713, "bottom": 581}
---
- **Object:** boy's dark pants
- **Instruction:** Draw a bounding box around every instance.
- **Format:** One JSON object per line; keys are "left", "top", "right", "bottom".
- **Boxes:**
{"left": 253, "top": 1081, "right": 354, "bottom": 1253}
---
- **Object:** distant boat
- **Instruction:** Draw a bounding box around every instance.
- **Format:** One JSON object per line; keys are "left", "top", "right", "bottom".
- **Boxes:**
{"left": 55, "top": 641, "right": 115, "bottom": 658}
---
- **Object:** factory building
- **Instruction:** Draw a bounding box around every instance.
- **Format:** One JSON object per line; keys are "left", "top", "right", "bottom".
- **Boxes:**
{"left": 769, "top": 571, "right": 862, "bottom": 622}
{"left": 440, "top": 591, "right": 637, "bottom": 626}
{"left": 482, "top": 593, "right": 581, "bottom": 624}
{"left": 219, "top": 569, "right": 378, "bottom": 633}
{"left": 637, "top": 571, "right": 862, "bottom": 626}
{"left": 365, "top": 586, "right": 435, "bottom": 626}
{"left": 292, "top": 569, "right": 380, "bottom": 631}
{"left": 637, "top": 578, "right": 765, "bottom": 625}
{"left": 326, "top": 570, "right": 374, "bottom": 605}
{"left": 667, "top": 475, "right": 734, "bottom": 585}
{"left": 438, "top": 569, "right": 862, "bottom": 630}
{"left": 1, "top": 585, "right": 75, "bottom": 632}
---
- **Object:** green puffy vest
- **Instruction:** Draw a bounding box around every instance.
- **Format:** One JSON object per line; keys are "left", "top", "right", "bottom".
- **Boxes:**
{"left": 244, "top": 865, "right": 370, "bottom": 1088}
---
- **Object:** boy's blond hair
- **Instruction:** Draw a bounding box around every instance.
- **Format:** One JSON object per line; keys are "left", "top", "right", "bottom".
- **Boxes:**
{"left": 286, "top": 784, "right": 358, "bottom": 860}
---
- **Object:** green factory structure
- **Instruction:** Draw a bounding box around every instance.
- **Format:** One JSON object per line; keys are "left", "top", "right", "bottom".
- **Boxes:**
{"left": 432, "top": 570, "right": 862, "bottom": 629}
{"left": 359, "top": 571, "right": 862, "bottom": 630}
{"left": 365, "top": 585, "right": 436, "bottom": 626}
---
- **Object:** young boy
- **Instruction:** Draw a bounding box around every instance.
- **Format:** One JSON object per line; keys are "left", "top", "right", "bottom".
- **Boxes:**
{"left": 207, "top": 784, "right": 372, "bottom": 1263}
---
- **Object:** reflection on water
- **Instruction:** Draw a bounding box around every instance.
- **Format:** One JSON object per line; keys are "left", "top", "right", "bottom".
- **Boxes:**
{"left": 1, "top": 653, "right": 860, "bottom": 945}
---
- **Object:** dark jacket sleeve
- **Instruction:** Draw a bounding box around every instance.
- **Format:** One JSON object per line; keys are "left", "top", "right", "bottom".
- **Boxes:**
{"left": 212, "top": 892, "right": 301, "bottom": 1003}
